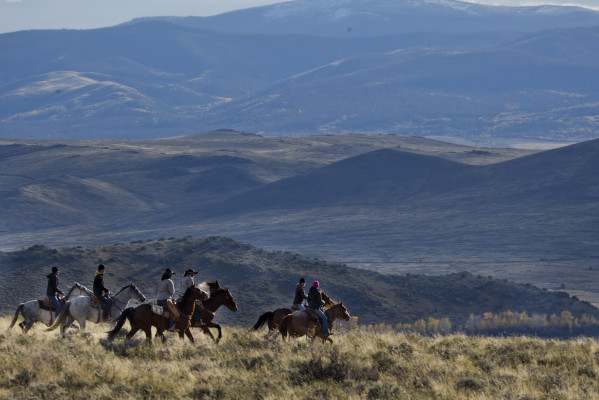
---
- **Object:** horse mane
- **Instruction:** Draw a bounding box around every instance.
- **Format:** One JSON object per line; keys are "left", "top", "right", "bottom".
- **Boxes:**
{"left": 66, "top": 282, "right": 93, "bottom": 297}
{"left": 198, "top": 280, "right": 221, "bottom": 292}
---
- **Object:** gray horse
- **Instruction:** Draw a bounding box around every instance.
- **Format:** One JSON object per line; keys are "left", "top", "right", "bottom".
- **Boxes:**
{"left": 46, "top": 283, "right": 146, "bottom": 337}
{"left": 9, "top": 282, "right": 93, "bottom": 334}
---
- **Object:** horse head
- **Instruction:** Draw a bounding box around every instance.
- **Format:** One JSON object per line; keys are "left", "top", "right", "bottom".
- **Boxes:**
{"left": 184, "top": 286, "right": 209, "bottom": 304}
{"left": 128, "top": 283, "right": 146, "bottom": 302}
{"left": 223, "top": 289, "right": 238, "bottom": 312}
{"left": 328, "top": 302, "right": 351, "bottom": 321}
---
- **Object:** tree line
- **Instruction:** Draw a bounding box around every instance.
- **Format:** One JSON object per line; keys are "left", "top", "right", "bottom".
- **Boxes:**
{"left": 353, "top": 310, "right": 599, "bottom": 338}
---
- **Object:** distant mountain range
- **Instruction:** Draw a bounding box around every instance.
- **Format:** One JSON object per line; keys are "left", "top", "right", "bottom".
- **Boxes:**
{"left": 0, "top": 132, "right": 597, "bottom": 308}
{"left": 1, "top": 0, "right": 599, "bottom": 145}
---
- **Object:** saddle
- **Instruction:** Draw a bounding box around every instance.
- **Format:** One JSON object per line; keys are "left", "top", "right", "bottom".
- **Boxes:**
{"left": 305, "top": 308, "right": 322, "bottom": 324}
{"left": 39, "top": 298, "right": 65, "bottom": 311}
{"left": 151, "top": 300, "right": 180, "bottom": 321}
{"left": 90, "top": 295, "right": 115, "bottom": 322}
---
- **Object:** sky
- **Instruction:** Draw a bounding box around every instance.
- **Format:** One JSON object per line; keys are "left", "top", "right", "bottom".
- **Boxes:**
{"left": 1, "top": 0, "right": 598, "bottom": 34}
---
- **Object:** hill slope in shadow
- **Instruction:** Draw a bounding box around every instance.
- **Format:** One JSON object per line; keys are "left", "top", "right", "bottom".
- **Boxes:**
{"left": 1, "top": 237, "right": 597, "bottom": 328}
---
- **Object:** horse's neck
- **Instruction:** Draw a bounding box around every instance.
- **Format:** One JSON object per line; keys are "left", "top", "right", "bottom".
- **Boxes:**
{"left": 112, "top": 288, "right": 133, "bottom": 307}
{"left": 179, "top": 296, "right": 196, "bottom": 313}
{"left": 203, "top": 293, "right": 224, "bottom": 312}
{"left": 326, "top": 306, "right": 341, "bottom": 323}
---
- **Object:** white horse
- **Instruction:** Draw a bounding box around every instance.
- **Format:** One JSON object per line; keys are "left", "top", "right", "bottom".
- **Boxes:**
{"left": 9, "top": 282, "right": 94, "bottom": 334}
{"left": 46, "top": 283, "right": 146, "bottom": 337}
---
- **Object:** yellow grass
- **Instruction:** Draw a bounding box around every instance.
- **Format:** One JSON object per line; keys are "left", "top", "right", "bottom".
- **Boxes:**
{"left": 1, "top": 316, "right": 599, "bottom": 399}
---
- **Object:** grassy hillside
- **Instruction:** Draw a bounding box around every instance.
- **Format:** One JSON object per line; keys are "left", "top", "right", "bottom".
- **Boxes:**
{"left": 1, "top": 236, "right": 597, "bottom": 329}
{"left": 1, "top": 319, "right": 599, "bottom": 399}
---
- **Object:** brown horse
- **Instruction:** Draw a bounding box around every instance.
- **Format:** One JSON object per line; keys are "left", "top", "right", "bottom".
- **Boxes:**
{"left": 253, "top": 291, "right": 335, "bottom": 339}
{"left": 190, "top": 288, "right": 238, "bottom": 343}
{"left": 107, "top": 286, "right": 208, "bottom": 343}
{"left": 279, "top": 302, "right": 350, "bottom": 344}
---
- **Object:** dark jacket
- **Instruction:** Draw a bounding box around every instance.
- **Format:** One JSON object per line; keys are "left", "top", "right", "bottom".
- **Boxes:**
{"left": 46, "top": 273, "right": 63, "bottom": 297}
{"left": 307, "top": 286, "right": 325, "bottom": 310}
{"left": 293, "top": 283, "right": 308, "bottom": 305}
{"left": 93, "top": 273, "right": 109, "bottom": 297}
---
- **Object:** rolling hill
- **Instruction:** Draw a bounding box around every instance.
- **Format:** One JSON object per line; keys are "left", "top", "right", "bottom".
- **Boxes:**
{"left": 0, "top": 131, "right": 597, "bottom": 309}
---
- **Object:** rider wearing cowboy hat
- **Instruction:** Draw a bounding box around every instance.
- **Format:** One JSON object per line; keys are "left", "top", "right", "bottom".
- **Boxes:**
{"left": 180, "top": 268, "right": 198, "bottom": 296}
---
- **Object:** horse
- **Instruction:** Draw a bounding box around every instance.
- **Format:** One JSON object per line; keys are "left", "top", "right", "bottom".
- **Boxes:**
{"left": 279, "top": 302, "right": 351, "bottom": 344}
{"left": 253, "top": 291, "right": 335, "bottom": 339}
{"left": 46, "top": 283, "right": 146, "bottom": 337}
{"left": 108, "top": 285, "right": 209, "bottom": 343}
{"left": 8, "top": 282, "right": 94, "bottom": 334}
{"left": 190, "top": 287, "right": 238, "bottom": 343}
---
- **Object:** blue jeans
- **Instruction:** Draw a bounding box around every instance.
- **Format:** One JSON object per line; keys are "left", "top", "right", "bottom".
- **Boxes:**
{"left": 315, "top": 309, "right": 329, "bottom": 335}
{"left": 99, "top": 294, "right": 111, "bottom": 319}
{"left": 294, "top": 304, "right": 306, "bottom": 311}
{"left": 48, "top": 295, "right": 60, "bottom": 317}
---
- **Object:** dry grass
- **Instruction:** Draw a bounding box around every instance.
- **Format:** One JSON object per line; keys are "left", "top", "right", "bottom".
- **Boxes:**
{"left": 1, "top": 317, "right": 599, "bottom": 400}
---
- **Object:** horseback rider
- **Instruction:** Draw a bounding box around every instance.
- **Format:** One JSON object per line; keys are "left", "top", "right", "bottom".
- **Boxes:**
{"left": 93, "top": 264, "right": 112, "bottom": 321}
{"left": 179, "top": 268, "right": 197, "bottom": 300}
{"left": 46, "top": 266, "right": 64, "bottom": 317}
{"left": 156, "top": 268, "right": 177, "bottom": 331}
{"left": 307, "top": 280, "right": 330, "bottom": 337}
{"left": 292, "top": 278, "right": 308, "bottom": 311}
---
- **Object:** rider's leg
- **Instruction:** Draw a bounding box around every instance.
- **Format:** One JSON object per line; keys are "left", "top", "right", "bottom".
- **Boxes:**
{"left": 48, "top": 295, "right": 61, "bottom": 317}
{"left": 100, "top": 295, "right": 111, "bottom": 320}
{"left": 315, "top": 309, "right": 329, "bottom": 335}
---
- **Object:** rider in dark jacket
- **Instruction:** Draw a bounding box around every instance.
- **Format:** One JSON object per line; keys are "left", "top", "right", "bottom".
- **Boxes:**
{"left": 293, "top": 278, "right": 308, "bottom": 310}
{"left": 307, "top": 280, "right": 329, "bottom": 336}
{"left": 46, "top": 266, "right": 64, "bottom": 317}
{"left": 93, "top": 264, "right": 111, "bottom": 321}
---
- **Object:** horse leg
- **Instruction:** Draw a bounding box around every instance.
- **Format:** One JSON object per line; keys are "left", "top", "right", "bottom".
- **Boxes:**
{"left": 200, "top": 325, "right": 216, "bottom": 341}
{"left": 127, "top": 326, "right": 140, "bottom": 341}
{"left": 214, "top": 323, "right": 222, "bottom": 343}
{"left": 184, "top": 329, "right": 195, "bottom": 343}
{"left": 23, "top": 319, "right": 34, "bottom": 334}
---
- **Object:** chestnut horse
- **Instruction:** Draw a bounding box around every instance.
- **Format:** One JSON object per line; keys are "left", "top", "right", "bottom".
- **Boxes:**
{"left": 107, "top": 286, "right": 208, "bottom": 343}
{"left": 279, "top": 302, "right": 351, "bottom": 344}
{"left": 190, "top": 287, "right": 238, "bottom": 343}
{"left": 253, "top": 291, "right": 334, "bottom": 339}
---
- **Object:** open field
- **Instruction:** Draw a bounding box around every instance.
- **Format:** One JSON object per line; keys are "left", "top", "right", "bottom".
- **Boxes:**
{"left": 2, "top": 317, "right": 599, "bottom": 399}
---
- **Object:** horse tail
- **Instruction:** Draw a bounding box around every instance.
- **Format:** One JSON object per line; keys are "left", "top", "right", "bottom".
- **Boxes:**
{"left": 253, "top": 311, "right": 273, "bottom": 330}
{"left": 9, "top": 303, "right": 24, "bottom": 329}
{"left": 46, "top": 301, "right": 71, "bottom": 331}
{"left": 279, "top": 315, "right": 292, "bottom": 339}
{"left": 107, "top": 307, "right": 134, "bottom": 341}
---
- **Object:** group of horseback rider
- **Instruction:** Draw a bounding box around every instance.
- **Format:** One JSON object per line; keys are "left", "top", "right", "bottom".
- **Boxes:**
{"left": 47, "top": 263, "right": 195, "bottom": 324}
{"left": 47, "top": 265, "right": 331, "bottom": 337}
{"left": 46, "top": 264, "right": 112, "bottom": 320}
{"left": 293, "top": 277, "right": 331, "bottom": 337}
{"left": 155, "top": 267, "right": 201, "bottom": 330}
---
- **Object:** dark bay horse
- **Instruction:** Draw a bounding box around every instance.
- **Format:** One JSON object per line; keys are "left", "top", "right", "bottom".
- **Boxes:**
{"left": 190, "top": 288, "right": 237, "bottom": 343}
{"left": 108, "top": 286, "right": 208, "bottom": 343}
{"left": 279, "top": 302, "right": 351, "bottom": 344}
{"left": 253, "top": 291, "right": 334, "bottom": 339}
